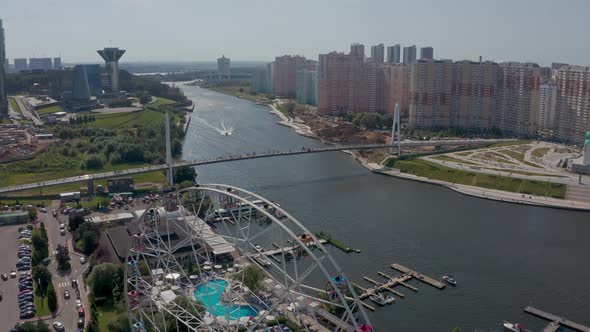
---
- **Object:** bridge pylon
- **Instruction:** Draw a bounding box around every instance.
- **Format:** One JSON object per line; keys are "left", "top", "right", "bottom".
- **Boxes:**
{"left": 389, "top": 103, "right": 401, "bottom": 156}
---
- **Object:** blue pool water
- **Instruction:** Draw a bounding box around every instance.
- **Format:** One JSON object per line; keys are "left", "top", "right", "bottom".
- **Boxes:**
{"left": 194, "top": 279, "right": 258, "bottom": 319}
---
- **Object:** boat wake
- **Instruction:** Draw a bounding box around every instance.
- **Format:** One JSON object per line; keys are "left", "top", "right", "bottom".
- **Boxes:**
{"left": 194, "top": 116, "right": 237, "bottom": 136}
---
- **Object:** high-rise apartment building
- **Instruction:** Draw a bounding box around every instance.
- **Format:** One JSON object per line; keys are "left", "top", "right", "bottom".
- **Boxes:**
{"left": 272, "top": 55, "right": 316, "bottom": 99}
{"left": 408, "top": 60, "right": 454, "bottom": 128}
{"left": 53, "top": 57, "right": 62, "bottom": 69}
{"left": 29, "top": 57, "right": 53, "bottom": 71}
{"left": 386, "top": 45, "right": 401, "bottom": 64}
{"left": 382, "top": 64, "right": 410, "bottom": 116}
{"left": 538, "top": 80, "right": 557, "bottom": 131}
{"left": 296, "top": 68, "right": 318, "bottom": 106}
{"left": 495, "top": 62, "right": 540, "bottom": 136}
{"left": 350, "top": 43, "right": 365, "bottom": 58}
{"left": 420, "top": 47, "right": 434, "bottom": 60}
{"left": 450, "top": 60, "right": 498, "bottom": 129}
{"left": 318, "top": 51, "right": 363, "bottom": 114}
{"left": 370, "top": 43, "right": 384, "bottom": 63}
{"left": 14, "top": 58, "right": 27, "bottom": 72}
{"left": 217, "top": 55, "right": 230, "bottom": 80}
{"left": 251, "top": 65, "right": 271, "bottom": 94}
{"left": 403, "top": 45, "right": 417, "bottom": 64}
{"left": 554, "top": 66, "right": 590, "bottom": 145}
{"left": 0, "top": 19, "right": 6, "bottom": 117}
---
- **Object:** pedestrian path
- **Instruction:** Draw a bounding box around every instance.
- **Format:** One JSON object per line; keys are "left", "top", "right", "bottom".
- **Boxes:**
{"left": 567, "top": 184, "right": 590, "bottom": 203}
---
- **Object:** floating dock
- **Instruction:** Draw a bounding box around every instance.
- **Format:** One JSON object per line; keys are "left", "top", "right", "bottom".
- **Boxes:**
{"left": 251, "top": 239, "right": 328, "bottom": 258}
{"left": 524, "top": 306, "right": 590, "bottom": 332}
{"left": 356, "top": 263, "right": 448, "bottom": 310}
{"left": 390, "top": 263, "right": 446, "bottom": 289}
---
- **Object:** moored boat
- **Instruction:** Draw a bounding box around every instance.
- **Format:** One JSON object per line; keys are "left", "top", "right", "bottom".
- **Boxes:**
{"left": 502, "top": 321, "right": 531, "bottom": 332}
{"left": 369, "top": 293, "right": 388, "bottom": 306}
{"left": 442, "top": 275, "right": 457, "bottom": 286}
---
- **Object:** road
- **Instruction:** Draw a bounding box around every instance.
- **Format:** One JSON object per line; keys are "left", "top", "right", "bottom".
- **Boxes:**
{"left": 0, "top": 138, "right": 517, "bottom": 195}
{"left": 14, "top": 96, "right": 43, "bottom": 126}
{"left": 42, "top": 201, "right": 88, "bottom": 331}
{"left": 0, "top": 224, "right": 25, "bottom": 331}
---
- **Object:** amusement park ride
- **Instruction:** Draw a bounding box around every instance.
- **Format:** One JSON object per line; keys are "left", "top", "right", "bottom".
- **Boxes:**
{"left": 123, "top": 184, "right": 374, "bottom": 331}
{"left": 122, "top": 112, "right": 373, "bottom": 331}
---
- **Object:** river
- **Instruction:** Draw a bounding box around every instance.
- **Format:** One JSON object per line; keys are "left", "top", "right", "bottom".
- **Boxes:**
{"left": 179, "top": 85, "right": 590, "bottom": 331}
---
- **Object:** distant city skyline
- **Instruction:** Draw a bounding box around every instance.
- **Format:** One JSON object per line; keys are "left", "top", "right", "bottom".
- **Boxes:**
{"left": 1, "top": 0, "right": 590, "bottom": 66}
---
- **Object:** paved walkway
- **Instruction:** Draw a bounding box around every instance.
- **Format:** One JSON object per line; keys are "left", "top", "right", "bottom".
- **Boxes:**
{"left": 364, "top": 163, "right": 590, "bottom": 211}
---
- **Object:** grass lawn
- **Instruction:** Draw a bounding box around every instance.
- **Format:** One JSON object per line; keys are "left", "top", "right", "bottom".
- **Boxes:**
{"left": 531, "top": 147, "right": 550, "bottom": 158}
{"left": 489, "top": 140, "right": 530, "bottom": 148}
{"left": 500, "top": 149, "right": 543, "bottom": 168}
{"left": 88, "top": 110, "right": 163, "bottom": 128}
{"left": 208, "top": 85, "right": 267, "bottom": 102}
{"left": 37, "top": 105, "right": 63, "bottom": 116}
{"left": 151, "top": 97, "right": 176, "bottom": 108}
{"left": 455, "top": 151, "right": 474, "bottom": 157}
{"left": 34, "top": 284, "right": 51, "bottom": 317}
{"left": 482, "top": 167, "right": 567, "bottom": 178}
{"left": 472, "top": 151, "right": 516, "bottom": 164}
{"left": 10, "top": 97, "right": 22, "bottom": 114}
{"left": 390, "top": 158, "right": 566, "bottom": 198}
{"left": 97, "top": 303, "right": 118, "bottom": 332}
{"left": 431, "top": 155, "right": 481, "bottom": 166}
{"left": 0, "top": 117, "right": 10, "bottom": 124}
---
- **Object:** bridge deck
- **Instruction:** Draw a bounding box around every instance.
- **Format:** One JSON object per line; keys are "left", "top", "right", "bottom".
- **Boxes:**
{"left": 524, "top": 306, "right": 590, "bottom": 332}
{"left": 0, "top": 139, "right": 516, "bottom": 195}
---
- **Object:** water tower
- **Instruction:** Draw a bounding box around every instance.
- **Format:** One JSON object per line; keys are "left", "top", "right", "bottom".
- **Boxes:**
{"left": 97, "top": 47, "right": 125, "bottom": 92}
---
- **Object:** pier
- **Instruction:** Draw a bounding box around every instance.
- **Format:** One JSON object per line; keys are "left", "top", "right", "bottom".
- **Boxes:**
{"left": 524, "top": 306, "right": 590, "bottom": 332}
{"left": 251, "top": 239, "right": 328, "bottom": 258}
{"left": 390, "top": 263, "right": 446, "bottom": 289}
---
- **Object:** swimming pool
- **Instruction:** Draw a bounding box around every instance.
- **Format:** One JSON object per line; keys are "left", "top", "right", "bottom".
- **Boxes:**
{"left": 194, "top": 279, "right": 258, "bottom": 320}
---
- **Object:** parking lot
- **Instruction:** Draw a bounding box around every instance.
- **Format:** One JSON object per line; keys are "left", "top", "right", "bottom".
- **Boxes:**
{"left": 0, "top": 224, "right": 30, "bottom": 331}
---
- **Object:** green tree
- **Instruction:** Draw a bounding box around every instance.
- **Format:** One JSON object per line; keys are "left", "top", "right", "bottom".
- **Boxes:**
{"left": 82, "top": 231, "right": 98, "bottom": 255}
{"left": 235, "top": 265, "right": 263, "bottom": 292}
{"left": 47, "top": 282, "right": 58, "bottom": 313}
{"left": 88, "top": 263, "right": 121, "bottom": 299}
{"left": 55, "top": 244, "right": 71, "bottom": 271}
{"left": 33, "top": 265, "right": 52, "bottom": 294}
{"left": 31, "top": 229, "right": 49, "bottom": 266}
{"left": 14, "top": 320, "right": 51, "bottom": 332}
{"left": 173, "top": 166, "right": 197, "bottom": 184}
{"left": 85, "top": 154, "right": 104, "bottom": 170}
{"left": 107, "top": 312, "right": 131, "bottom": 332}
{"left": 28, "top": 207, "right": 38, "bottom": 221}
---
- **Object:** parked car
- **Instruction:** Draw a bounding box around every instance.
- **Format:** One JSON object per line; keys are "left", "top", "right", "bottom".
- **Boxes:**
{"left": 80, "top": 256, "right": 87, "bottom": 264}
{"left": 1, "top": 273, "right": 7, "bottom": 280}
{"left": 52, "top": 322, "right": 65, "bottom": 331}
{"left": 78, "top": 306, "right": 85, "bottom": 317}
{"left": 10, "top": 270, "right": 17, "bottom": 278}
{"left": 77, "top": 317, "right": 85, "bottom": 328}
{"left": 19, "top": 310, "right": 35, "bottom": 319}
{"left": 60, "top": 228, "right": 66, "bottom": 236}
{"left": 64, "top": 290, "right": 70, "bottom": 299}
{"left": 39, "top": 207, "right": 47, "bottom": 212}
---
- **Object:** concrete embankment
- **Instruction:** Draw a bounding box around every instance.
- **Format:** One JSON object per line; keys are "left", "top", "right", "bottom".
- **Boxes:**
{"left": 360, "top": 161, "right": 590, "bottom": 212}
{"left": 267, "top": 104, "right": 318, "bottom": 139}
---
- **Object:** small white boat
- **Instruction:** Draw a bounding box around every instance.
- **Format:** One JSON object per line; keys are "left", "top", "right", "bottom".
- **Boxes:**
{"left": 442, "top": 275, "right": 457, "bottom": 286}
{"left": 369, "top": 293, "right": 388, "bottom": 306}
{"left": 382, "top": 293, "right": 395, "bottom": 304}
{"left": 502, "top": 321, "right": 531, "bottom": 332}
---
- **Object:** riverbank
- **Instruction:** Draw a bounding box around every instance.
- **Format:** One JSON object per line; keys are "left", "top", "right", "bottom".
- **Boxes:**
{"left": 359, "top": 159, "right": 590, "bottom": 212}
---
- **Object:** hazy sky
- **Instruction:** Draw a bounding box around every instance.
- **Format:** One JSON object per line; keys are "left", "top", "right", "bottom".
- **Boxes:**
{"left": 2, "top": 0, "right": 589, "bottom": 66}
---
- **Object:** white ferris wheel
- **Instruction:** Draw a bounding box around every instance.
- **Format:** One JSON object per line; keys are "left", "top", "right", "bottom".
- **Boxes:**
{"left": 123, "top": 184, "right": 373, "bottom": 332}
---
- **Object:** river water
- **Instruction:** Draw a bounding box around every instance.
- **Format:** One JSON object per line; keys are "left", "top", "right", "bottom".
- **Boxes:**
{"left": 179, "top": 85, "right": 590, "bottom": 331}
